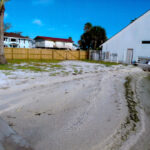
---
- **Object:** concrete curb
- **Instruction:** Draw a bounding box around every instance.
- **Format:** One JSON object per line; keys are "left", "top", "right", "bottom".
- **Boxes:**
{"left": 0, "top": 118, "right": 33, "bottom": 150}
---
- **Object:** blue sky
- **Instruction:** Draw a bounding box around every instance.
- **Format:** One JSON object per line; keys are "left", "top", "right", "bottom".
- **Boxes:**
{"left": 4, "top": 0, "right": 150, "bottom": 44}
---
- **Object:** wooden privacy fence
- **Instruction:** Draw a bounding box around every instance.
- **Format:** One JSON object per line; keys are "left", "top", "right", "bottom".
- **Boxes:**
{"left": 4, "top": 48, "right": 88, "bottom": 60}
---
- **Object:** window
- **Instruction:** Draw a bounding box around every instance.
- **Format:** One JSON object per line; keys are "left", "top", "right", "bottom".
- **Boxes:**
{"left": 111, "top": 53, "right": 118, "bottom": 62}
{"left": 4, "top": 38, "right": 7, "bottom": 41}
{"left": 11, "top": 39, "right": 16, "bottom": 42}
{"left": 142, "top": 41, "right": 150, "bottom": 44}
{"left": 105, "top": 52, "right": 110, "bottom": 60}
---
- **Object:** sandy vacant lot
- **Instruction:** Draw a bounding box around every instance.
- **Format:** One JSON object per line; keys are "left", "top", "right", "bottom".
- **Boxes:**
{"left": 0, "top": 61, "right": 148, "bottom": 150}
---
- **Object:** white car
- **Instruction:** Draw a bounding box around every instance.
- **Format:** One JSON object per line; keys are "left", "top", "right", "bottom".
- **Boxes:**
{"left": 148, "top": 61, "right": 150, "bottom": 65}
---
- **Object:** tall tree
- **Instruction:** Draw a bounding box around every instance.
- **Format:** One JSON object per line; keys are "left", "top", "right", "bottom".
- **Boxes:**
{"left": 79, "top": 23, "right": 107, "bottom": 50}
{"left": 68, "top": 37, "right": 73, "bottom": 41}
{"left": 84, "top": 22, "right": 92, "bottom": 33}
{"left": 0, "top": 0, "right": 9, "bottom": 64}
{"left": 90, "top": 26, "right": 107, "bottom": 49}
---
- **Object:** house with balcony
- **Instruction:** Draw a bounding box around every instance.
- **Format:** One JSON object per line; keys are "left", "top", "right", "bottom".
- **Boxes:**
{"left": 4, "top": 32, "right": 34, "bottom": 48}
{"left": 34, "top": 36, "right": 74, "bottom": 50}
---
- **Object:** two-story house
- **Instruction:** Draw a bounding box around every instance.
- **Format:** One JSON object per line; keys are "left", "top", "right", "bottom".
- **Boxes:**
{"left": 34, "top": 36, "right": 74, "bottom": 50}
{"left": 4, "top": 32, "right": 34, "bottom": 48}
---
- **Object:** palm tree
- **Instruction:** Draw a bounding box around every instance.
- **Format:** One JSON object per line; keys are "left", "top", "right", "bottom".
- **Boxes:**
{"left": 0, "top": 0, "right": 9, "bottom": 64}
{"left": 84, "top": 22, "right": 92, "bottom": 33}
{"left": 90, "top": 26, "right": 107, "bottom": 49}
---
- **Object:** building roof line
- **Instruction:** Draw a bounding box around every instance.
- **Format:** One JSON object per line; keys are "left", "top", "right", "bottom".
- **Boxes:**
{"left": 4, "top": 32, "right": 29, "bottom": 39}
{"left": 34, "top": 36, "right": 74, "bottom": 43}
{"left": 4, "top": 36, "right": 29, "bottom": 40}
{"left": 101, "top": 9, "right": 150, "bottom": 46}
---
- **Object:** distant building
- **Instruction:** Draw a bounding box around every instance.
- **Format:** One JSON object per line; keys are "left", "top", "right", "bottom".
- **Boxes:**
{"left": 34, "top": 36, "right": 74, "bottom": 50}
{"left": 4, "top": 32, "right": 34, "bottom": 48}
{"left": 101, "top": 10, "right": 150, "bottom": 64}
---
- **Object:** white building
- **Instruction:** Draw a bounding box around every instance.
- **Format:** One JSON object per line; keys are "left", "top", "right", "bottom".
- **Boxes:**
{"left": 4, "top": 32, "right": 34, "bottom": 48}
{"left": 101, "top": 10, "right": 150, "bottom": 64}
{"left": 34, "top": 36, "right": 74, "bottom": 50}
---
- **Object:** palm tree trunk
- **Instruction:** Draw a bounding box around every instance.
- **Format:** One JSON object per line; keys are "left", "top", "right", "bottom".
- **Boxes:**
{"left": 0, "top": 6, "right": 7, "bottom": 64}
{"left": 94, "top": 40, "right": 97, "bottom": 50}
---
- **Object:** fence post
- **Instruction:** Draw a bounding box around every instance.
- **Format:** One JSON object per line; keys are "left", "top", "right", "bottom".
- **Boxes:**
{"left": 40, "top": 49, "right": 42, "bottom": 61}
{"left": 79, "top": 50, "right": 81, "bottom": 60}
{"left": 66, "top": 51, "right": 68, "bottom": 60}
{"left": 27, "top": 49, "right": 29, "bottom": 60}
{"left": 52, "top": 50, "right": 54, "bottom": 60}
{"left": 12, "top": 48, "right": 13, "bottom": 60}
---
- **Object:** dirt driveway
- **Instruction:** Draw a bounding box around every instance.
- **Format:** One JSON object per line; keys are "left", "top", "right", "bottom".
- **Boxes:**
{"left": 0, "top": 61, "right": 146, "bottom": 150}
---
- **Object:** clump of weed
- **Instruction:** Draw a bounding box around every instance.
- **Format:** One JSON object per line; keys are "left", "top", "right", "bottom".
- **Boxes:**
{"left": 124, "top": 77, "right": 140, "bottom": 124}
{"left": 50, "top": 64, "right": 63, "bottom": 68}
{"left": 50, "top": 72, "right": 60, "bottom": 76}
{"left": 0, "top": 64, "right": 14, "bottom": 70}
{"left": 16, "top": 66, "right": 47, "bottom": 72}
{"left": 73, "top": 69, "right": 78, "bottom": 74}
{"left": 3, "top": 71, "right": 13, "bottom": 76}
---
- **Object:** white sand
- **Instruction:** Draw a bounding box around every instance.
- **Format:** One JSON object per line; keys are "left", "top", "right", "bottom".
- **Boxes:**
{"left": 0, "top": 61, "right": 146, "bottom": 150}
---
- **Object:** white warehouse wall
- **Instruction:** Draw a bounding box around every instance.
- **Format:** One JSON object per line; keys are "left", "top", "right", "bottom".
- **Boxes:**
{"left": 102, "top": 10, "right": 150, "bottom": 63}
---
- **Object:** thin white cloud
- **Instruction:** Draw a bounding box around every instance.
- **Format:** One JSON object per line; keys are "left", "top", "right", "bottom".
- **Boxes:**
{"left": 33, "top": 19, "right": 43, "bottom": 26}
{"left": 4, "top": 12, "right": 8, "bottom": 19}
{"left": 32, "top": 0, "right": 54, "bottom": 5}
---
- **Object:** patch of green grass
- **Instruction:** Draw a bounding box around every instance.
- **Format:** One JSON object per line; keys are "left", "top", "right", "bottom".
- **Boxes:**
{"left": 33, "top": 63, "right": 48, "bottom": 67}
{"left": 16, "top": 66, "right": 47, "bottom": 72}
{"left": 1, "top": 59, "right": 64, "bottom": 72}
{"left": 72, "top": 68, "right": 83, "bottom": 75}
{"left": 79, "top": 69, "right": 83, "bottom": 74}
{"left": 3, "top": 71, "right": 13, "bottom": 76}
{"left": 7, "top": 59, "right": 62, "bottom": 64}
{"left": 73, "top": 69, "right": 78, "bottom": 74}
{"left": 0, "top": 64, "right": 14, "bottom": 70}
{"left": 50, "top": 64, "right": 63, "bottom": 68}
{"left": 71, "top": 65, "right": 81, "bottom": 67}
{"left": 61, "top": 71, "right": 70, "bottom": 76}
{"left": 82, "top": 60, "right": 120, "bottom": 67}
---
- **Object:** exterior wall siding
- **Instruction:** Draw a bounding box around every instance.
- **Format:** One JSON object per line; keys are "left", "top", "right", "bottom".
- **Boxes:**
{"left": 35, "top": 39, "right": 73, "bottom": 49}
{"left": 45, "top": 41, "right": 55, "bottom": 48}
